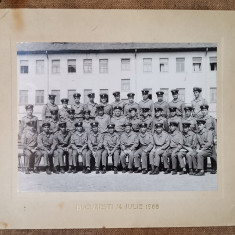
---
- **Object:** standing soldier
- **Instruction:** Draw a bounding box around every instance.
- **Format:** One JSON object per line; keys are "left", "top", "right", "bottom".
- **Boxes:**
{"left": 85, "top": 92, "right": 98, "bottom": 120}
{"left": 182, "top": 106, "right": 197, "bottom": 133}
{"left": 149, "top": 123, "right": 170, "bottom": 175}
{"left": 194, "top": 119, "right": 215, "bottom": 176}
{"left": 41, "top": 94, "right": 59, "bottom": 122}
{"left": 36, "top": 122, "right": 54, "bottom": 175}
{"left": 139, "top": 89, "right": 154, "bottom": 116}
{"left": 20, "top": 105, "right": 40, "bottom": 137}
{"left": 58, "top": 98, "right": 70, "bottom": 121}
{"left": 124, "top": 93, "right": 139, "bottom": 118}
{"left": 152, "top": 107, "right": 168, "bottom": 133}
{"left": 48, "top": 110, "right": 59, "bottom": 134}
{"left": 102, "top": 123, "right": 121, "bottom": 174}
{"left": 22, "top": 121, "right": 40, "bottom": 174}
{"left": 111, "top": 91, "right": 126, "bottom": 113}
{"left": 191, "top": 87, "right": 208, "bottom": 119}
{"left": 52, "top": 121, "right": 72, "bottom": 174}
{"left": 82, "top": 110, "right": 92, "bottom": 133}
{"left": 134, "top": 123, "right": 154, "bottom": 174}
{"left": 169, "top": 89, "right": 185, "bottom": 118}
{"left": 71, "top": 93, "right": 85, "bottom": 122}
{"left": 168, "top": 106, "right": 183, "bottom": 132}
{"left": 110, "top": 106, "right": 126, "bottom": 135}
{"left": 87, "top": 122, "right": 104, "bottom": 174}
{"left": 95, "top": 105, "right": 111, "bottom": 133}
{"left": 177, "top": 122, "right": 197, "bottom": 175}
{"left": 126, "top": 107, "right": 141, "bottom": 133}
{"left": 162, "top": 121, "right": 183, "bottom": 174}
{"left": 100, "top": 93, "right": 112, "bottom": 117}
{"left": 66, "top": 109, "right": 77, "bottom": 133}
{"left": 120, "top": 123, "right": 139, "bottom": 173}
{"left": 140, "top": 108, "right": 153, "bottom": 132}
{"left": 69, "top": 122, "right": 88, "bottom": 174}
{"left": 154, "top": 91, "right": 170, "bottom": 118}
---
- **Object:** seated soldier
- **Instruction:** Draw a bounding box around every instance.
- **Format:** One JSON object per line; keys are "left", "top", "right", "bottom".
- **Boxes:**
{"left": 52, "top": 121, "right": 72, "bottom": 174}
{"left": 102, "top": 123, "right": 121, "bottom": 174}
{"left": 59, "top": 98, "right": 70, "bottom": 121}
{"left": 95, "top": 105, "right": 111, "bottom": 133}
{"left": 149, "top": 123, "right": 170, "bottom": 175}
{"left": 110, "top": 106, "right": 126, "bottom": 135}
{"left": 140, "top": 108, "right": 153, "bottom": 132}
{"left": 194, "top": 119, "right": 214, "bottom": 176}
{"left": 134, "top": 123, "right": 154, "bottom": 174}
{"left": 177, "top": 122, "right": 197, "bottom": 175}
{"left": 69, "top": 122, "right": 88, "bottom": 174}
{"left": 66, "top": 109, "right": 77, "bottom": 133}
{"left": 120, "top": 123, "right": 139, "bottom": 173}
{"left": 168, "top": 106, "right": 183, "bottom": 132}
{"left": 36, "top": 122, "right": 54, "bottom": 175}
{"left": 22, "top": 121, "right": 40, "bottom": 174}
{"left": 49, "top": 110, "right": 59, "bottom": 134}
{"left": 152, "top": 107, "right": 168, "bottom": 133}
{"left": 162, "top": 121, "right": 183, "bottom": 175}
{"left": 182, "top": 106, "right": 197, "bottom": 133}
{"left": 82, "top": 110, "right": 92, "bottom": 133}
{"left": 126, "top": 107, "right": 141, "bottom": 133}
{"left": 86, "top": 122, "right": 104, "bottom": 174}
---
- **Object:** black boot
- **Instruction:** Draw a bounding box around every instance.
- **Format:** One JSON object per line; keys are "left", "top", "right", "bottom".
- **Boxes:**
{"left": 82, "top": 166, "right": 86, "bottom": 173}
{"left": 33, "top": 167, "right": 40, "bottom": 174}
{"left": 114, "top": 167, "right": 118, "bottom": 174}
{"left": 67, "top": 166, "right": 73, "bottom": 173}
{"left": 85, "top": 167, "right": 91, "bottom": 174}
{"left": 96, "top": 168, "right": 100, "bottom": 174}
{"left": 102, "top": 167, "right": 106, "bottom": 174}
{"left": 60, "top": 166, "right": 65, "bottom": 174}
{"left": 149, "top": 165, "right": 155, "bottom": 175}
{"left": 73, "top": 167, "right": 78, "bottom": 174}
{"left": 54, "top": 166, "right": 60, "bottom": 174}
{"left": 25, "top": 167, "right": 30, "bottom": 174}
{"left": 153, "top": 166, "right": 159, "bottom": 175}
{"left": 46, "top": 167, "right": 51, "bottom": 175}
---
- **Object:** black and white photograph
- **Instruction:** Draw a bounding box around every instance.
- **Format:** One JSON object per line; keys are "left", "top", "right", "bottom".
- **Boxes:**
{"left": 17, "top": 42, "right": 217, "bottom": 192}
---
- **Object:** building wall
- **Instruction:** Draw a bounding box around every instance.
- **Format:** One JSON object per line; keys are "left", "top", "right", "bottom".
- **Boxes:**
{"left": 17, "top": 50, "right": 217, "bottom": 120}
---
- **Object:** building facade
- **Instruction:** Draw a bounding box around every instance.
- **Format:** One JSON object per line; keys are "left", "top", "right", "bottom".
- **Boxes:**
{"left": 17, "top": 43, "right": 217, "bottom": 120}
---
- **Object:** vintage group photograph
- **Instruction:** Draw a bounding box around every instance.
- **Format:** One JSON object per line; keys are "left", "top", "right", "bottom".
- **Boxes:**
{"left": 17, "top": 42, "right": 217, "bottom": 192}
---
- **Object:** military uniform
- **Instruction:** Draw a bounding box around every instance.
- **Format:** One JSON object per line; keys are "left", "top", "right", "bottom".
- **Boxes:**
{"left": 83, "top": 119, "right": 92, "bottom": 133}
{"left": 124, "top": 102, "right": 139, "bottom": 117}
{"left": 139, "top": 99, "right": 154, "bottom": 113}
{"left": 127, "top": 116, "right": 141, "bottom": 132}
{"left": 69, "top": 123, "right": 88, "bottom": 173}
{"left": 182, "top": 116, "right": 197, "bottom": 133}
{"left": 66, "top": 118, "right": 77, "bottom": 133}
{"left": 110, "top": 110, "right": 126, "bottom": 135}
{"left": 154, "top": 91, "right": 170, "bottom": 118}
{"left": 59, "top": 108, "right": 70, "bottom": 121}
{"left": 71, "top": 103, "right": 85, "bottom": 121}
{"left": 41, "top": 95, "right": 59, "bottom": 121}
{"left": 162, "top": 122, "right": 183, "bottom": 173}
{"left": 111, "top": 91, "right": 125, "bottom": 113}
{"left": 152, "top": 116, "right": 168, "bottom": 133}
{"left": 85, "top": 101, "right": 98, "bottom": 119}
{"left": 202, "top": 114, "right": 217, "bottom": 136}
{"left": 95, "top": 113, "right": 111, "bottom": 133}
{"left": 120, "top": 124, "right": 139, "bottom": 171}
{"left": 140, "top": 109, "right": 153, "bottom": 132}
{"left": 168, "top": 106, "right": 183, "bottom": 132}
{"left": 134, "top": 124, "right": 154, "bottom": 173}
{"left": 49, "top": 118, "right": 59, "bottom": 134}
{"left": 20, "top": 115, "right": 40, "bottom": 136}
{"left": 169, "top": 89, "right": 185, "bottom": 117}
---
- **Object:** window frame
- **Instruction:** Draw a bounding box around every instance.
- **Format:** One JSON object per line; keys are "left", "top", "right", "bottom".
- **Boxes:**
{"left": 83, "top": 59, "right": 92, "bottom": 73}
{"left": 35, "top": 90, "right": 44, "bottom": 105}
{"left": 19, "top": 90, "right": 28, "bottom": 105}
{"left": 121, "top": 58, "right": 131, "bottom": 71}
{"left": 176, "top": 58, "right": 185, "bottom": 73}
{"left": 51, "top": 60, "right": 60, "bottom": 74}
{"left": 99, "top": 59, "right": 109, "bottom": 73}
{"left": 121, "top": 79, "right": 131, "bottom": 92}
{"left": 159, "top": 58, "right": 169, "bottom": 72}
{"left": 20, "top": 60, "right": 29, "bottom": 74}
{"left": 36, "top": 60, "right": 44, "bottom": 74}
{"left": 192, "top": 57, "right": 202, "bottom": 72}
{"left": 143, "top": 58, "right": 152, "bottom": 73}
{"left": 67, "top": 59, "right": 76, "bottom": 73}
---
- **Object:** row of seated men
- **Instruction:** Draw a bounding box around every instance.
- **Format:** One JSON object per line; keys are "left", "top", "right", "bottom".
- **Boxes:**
{"left": 21, "top": 101, "right": 217, "bottom": 176}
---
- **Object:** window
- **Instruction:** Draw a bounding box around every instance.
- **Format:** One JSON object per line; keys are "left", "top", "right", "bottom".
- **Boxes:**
{"left": 193, "top": 57, "right": 202, "bottom": 72}
{"left": 68, "top": 59, "right": 76, "bottom": 73}
{"left": 84, "top": 89, "right": 92, "bottom": 103}
{"left": 35, "top": 90, "right": 44, "bottom": 105}
{"left": 210, "top": 88, "right": 217, "bottom": 103}
{"left": 176, "top": 58, "right": 185, "bottom": 72}
{"left": 51, "top": 90, "right": 60, "bottom": 105}
{"left": 160, "top": 88, "right": 169, "bottom": 102}
{"left": 83, "top": 59, "right": 92, "bottom": 73}
{"left": 68, "top": 89, "right": 76, "bottom": 104}
{"left": 20, "top": 60, "right": 28, "bottom": 74}
{"left": 99, "top": 89, "right": 109, "bottom": 95}
{"left": 19, "top": 90, "right": 28, "bottom": 105}
{"left": 121, "top": 79, "right": 130, "bottom": 92}
{"left": 159, "top": 58, "right": 168, "bottom": 72}
{"left": 52, "top": 60, "right": 60, "bottom": 74}
{"left": 177, "top": 88, "right": 185, "bottom": 102}
{"left": 121, "top": 59, "right": 130, "bottom": 71}
{"left": 99, "top": 59, "right": 108, "bottom": 73}
{"left": 36, "top": 60, "right": 44, "bottom": 74}
{"left": 143, "top": 58, "right": 152, "bottom": 72}
{"left": 210, "top": 57, "right": 217, "bottom": 71}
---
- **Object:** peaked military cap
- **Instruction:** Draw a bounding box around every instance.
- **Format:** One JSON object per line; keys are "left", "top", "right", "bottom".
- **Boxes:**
{"left": 182, "top": 121, "right": 191, "bottom": 128}
{"left": 87, "top": 92, "right": 95, "bottom": 98}
{"left": 169, "top": 121, "right": 179, "bottom": 126}
{"left": 42, "top": 122, "right": 51, "bottom": 128}
{"left": 129, "top": 107, "right": 137, "bottom": 112}
{"left": 200, "top": 104, "right": 209, "bottom": 110}
{"left": 113, "top": 91, "right": 120, "bottom": 97}
{"left": 48, "top": 94, "right": 56, "bottom": 99}
{"left": 169, "top": 106, "right": 177, "bottom": 112}
{"left": 139, "top": 123, "right": 148, "bottom": 128}
{"left": 142, "top": 108, "right": 150, "bottom": 113}
{"left": 154, "top": 107, "right": 163, "bottom": 112}
{"left": 156, "top": 91, "right": 164, "bottom": 96}
{"left": 127, "top": 92, "right": 135, "bottom": 98}
{"left": 155, "top": 123, "right": 163, "bottom": 128}
{"left": 96, "top": 105, "right": 104, "bottom": 110}
{"left": 75, "top": 122, "right": 83, "bottom": 127}
{"left": 61, "top": 98, "right": 69, "bottom": 104}
{"left": 84, "top": 110, "right": 91, "bottom": 115}
{"left": 58, "top": 121, "right": 66, "bottom": 127}
{"left": 141, "top": 89, "right": 149, "bottom": 95}
{"left": 107, "top": 123, "right": 115, "bottom": 129}
{"left": 100, "top": 93, "right": 108, "bottom": 99}
{"left": 67, "top": 109, "right": 75, "bottom": 115}
{"left": 50, "top": 110, "right": 58, "bottom": 115}
{"left": 124, "top": 122, "right": 132, "bottom": 127}
{"left": 25, "top": 104, "right": 33, "bottom": 110}
{"left": 73, "top": 93, "right": 81, "bottom": 98}
{"left": 193, "top": 87, "right": 202, "bottom": 92}
{"left": 171, "top": 89, "right": 179, "bottom": 95}
{"left": 184, "top": 106, "right": 193, "bottom": 111}
{"left": 113, "top": 106, "right": 122, "bottom": 111}
{"left": 90, "top": 121, "right": 99, "bottom": 127}
{"left": 196, "top": 119, "right": 206, "bottom": 125}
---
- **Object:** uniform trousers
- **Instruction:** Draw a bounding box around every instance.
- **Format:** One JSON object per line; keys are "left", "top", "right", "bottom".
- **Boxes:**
{"left": 35, "top": 150, "right": 51, "bottom": 167}
{"left": 23, "top": 149, "right": 41, "bottom": 168}
{"left": 177, "top": 150, "right": 197, "bottom": 169}
{"left": 134, "top": 147, "right": 150, "bottom": 169}
{"left": 86, "top": 149, "right": 103, "bottom": 168}
{"left": 53, "top": 148, "right": 72, "bottom": 167}
{"left": 149, "top": 148, "right": 165, "bottom": 167}
{"left": 70, "top": 148, "right": 88, "bottom": 167}
{"left": 120, "top": 149, "right": 135, "bottom": 169}
{"left": 195, "top": 150, "right": 215, "bottom": 170}
{"left": 102, "top": 149, "right": 120, "bottom": 167}
{"left": 162, "top": 147, "right": 179, "bottom": 170}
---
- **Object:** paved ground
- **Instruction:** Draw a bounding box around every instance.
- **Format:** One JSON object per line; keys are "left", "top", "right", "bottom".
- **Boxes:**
{"left": 18, "top": 170, "right": 217, "bottom": 192}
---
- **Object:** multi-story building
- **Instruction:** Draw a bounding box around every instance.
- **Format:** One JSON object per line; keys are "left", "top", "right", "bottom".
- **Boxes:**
{"left": 17, "top": 43, "right": 217, "bottom": 120}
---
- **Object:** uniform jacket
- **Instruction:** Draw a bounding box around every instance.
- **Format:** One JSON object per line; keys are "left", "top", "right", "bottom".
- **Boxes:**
{"left": 124, "top": 102, "right": 140, "bottom": 117}
{"left": 83, "top": 119, "right": 92, "bottom": 133}
{"left": 202, "top": 115, "right": 217, "bottom": 137}
{"left": 196, "top": 128, "right": 213, "bottom": 153}
{"left": 168, "top": 115, "right": 183, "bottom": 132}
{"left": 191, "top": 97, "right": 208, "bottom": 118}
{"left": 154, "top": 101, "right": 170, "bottom": 117}
{"left": 95, "top": 114, "right": 111, "bottom": 133}
{"left": 85, "top": 102, "right": 98, "bottom": 118}
{"left": 88, "top": 132, "right": 104, "bottom": 151}
{"left": 127, "top": 116, "right": 141, "bottom": 132}
{"left": 169, "top": 99, "right": 185, "bottom": 117}
{"left": 139, "top": 99, "right": 154, "bottom": 115}
{"left": 152, "top": 116, "right": 168, "bottom": 132}
{"left": 182, "top": 130, "right": 197, "bottom": 149}
{"left": 41, "top": 102, "right": 59, "bottom": 121}
{"left": 99, "top": 103, "right": 113, "bottom": 116}
{"left": 58, "top": 107, "right": 70, "bottom": 121}
{"left": 52, "top": 130, "right": 71, "bottom": 150}
{"left": 138, "top": 132, "right": 154, "bottom": 152}
{"left": 49, "top": 119, "right": 59, "bottom": 134}
{"left": 141, "top": 116, "right": 153, "bottom": 132}
{"left": 110, "top": 116, "right": 126, "bottom": 132}
{"left": 70, "top": 131, "right": 88, "bottom": 149}
{"left": 20, "top": 115, "right": 40, "bottom": 136}
{"left": 152, "top": 130, "right": 170, "bottom": 150}
{"left": 169, "top": 130, "right": 183, "bottom": 151}
{"left": 120, "top": 131, "right": 139, "bottom": 150}
{"left": 103, "top": 132, "right": 120, "bottom": 151}
{"left": 37, "top": 132, "right": 54, "bottom": 151}
{"left": 182, "top": 116, "right": 198, "bottom": 133}
{"left": 22, "top": 130, "right": 38, "bottom": 150}
{"left": 111, "top": 100, "right": 126, "bottom": 110}
{"left": 71, "top": 103, "right": 85, "bottom": 119}
{"left": 66, "top": 118, "right": 77, "bottom": 133}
